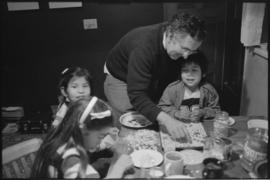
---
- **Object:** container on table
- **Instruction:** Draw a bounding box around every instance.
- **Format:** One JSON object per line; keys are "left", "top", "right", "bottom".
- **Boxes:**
{"left": 213, "top": 111, "right": 230, "bottom": 138}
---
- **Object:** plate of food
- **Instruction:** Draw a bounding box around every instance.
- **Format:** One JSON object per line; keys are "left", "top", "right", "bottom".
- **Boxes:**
{"left": 119, "top": 111, "right": 152, "bottom": 128}
{"left": 130, "top": 149, "right": 163, "bottom": 168}
{"left": 123, "top": 129, "right": 160, "bottom": 151}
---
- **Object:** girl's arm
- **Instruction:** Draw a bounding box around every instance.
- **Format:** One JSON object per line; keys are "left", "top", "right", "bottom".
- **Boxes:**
{"left": 105, "top": 139, "right": 133, "bottom": 178}
{"left": 105, "top": 154, "right": 133, "bottom": 179}
{"left": 61, "top": 155, "right": 99, "bottom": 178}
{"left": 158, "top": 82, "right": 183, "bottom": 120}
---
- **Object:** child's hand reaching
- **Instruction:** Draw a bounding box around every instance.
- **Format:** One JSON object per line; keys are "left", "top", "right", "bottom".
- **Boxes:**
{"left": 190, "top": 109, "right": 205, "bottom": 122}
{"left": 175, "top": 108, "right": 190, "bottom": 120}
{"left": 111, "top": 139, "right": 133, "bottom": 156}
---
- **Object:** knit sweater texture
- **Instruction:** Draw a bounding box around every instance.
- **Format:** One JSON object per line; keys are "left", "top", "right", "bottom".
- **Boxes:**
{"left": 106, "top": 23, "right": 183, "bottom": 122}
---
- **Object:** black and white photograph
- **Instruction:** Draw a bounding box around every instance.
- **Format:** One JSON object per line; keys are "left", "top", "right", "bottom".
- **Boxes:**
{"left": 1, "top": 0, "right": 268, "bottom": 179}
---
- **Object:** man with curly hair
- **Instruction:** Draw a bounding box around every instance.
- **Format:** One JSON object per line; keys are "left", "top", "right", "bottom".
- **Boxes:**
{"left": 104, "top": 12, "right": 206, "bottom": 140}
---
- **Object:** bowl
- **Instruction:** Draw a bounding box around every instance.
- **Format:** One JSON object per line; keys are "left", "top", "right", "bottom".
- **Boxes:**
{"left": 254, "top": 160, "right": 268, "bottom": 178}
{"left": 119, "top": 111, "right": 152, "bottom": 129}
{"left": 247, "top": 119, "right": 268, "bottom": 130}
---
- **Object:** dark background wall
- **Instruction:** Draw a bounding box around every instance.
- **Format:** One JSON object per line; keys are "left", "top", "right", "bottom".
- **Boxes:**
{"left": 1, "top": 2, "right": 163, "bottom": 108}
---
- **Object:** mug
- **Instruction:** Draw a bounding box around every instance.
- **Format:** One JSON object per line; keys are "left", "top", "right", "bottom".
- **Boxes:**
{"left": 202, "top": 158, "right": 224, "bottom": 179}
{"left": 164, "top": 151, "right": 184, "bottom": 176}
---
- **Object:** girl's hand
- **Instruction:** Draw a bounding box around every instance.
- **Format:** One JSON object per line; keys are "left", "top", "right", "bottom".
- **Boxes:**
{"left": 106, "top": 154, "right": 133, "bottom": 178}
{"left": 115, "top": 154, "right": 133, "bottom": 171}
{"left": 111, "top": 139, "right": 133, "bottom": 156}
{"left": 175, "top": 108, "right": 190, "bottom": 120}
{"left": 190, "top": 109, "right": 205, "bottom": 122}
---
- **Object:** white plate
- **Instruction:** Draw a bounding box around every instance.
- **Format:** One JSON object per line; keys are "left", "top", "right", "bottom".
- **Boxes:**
{"left": 178, "top": 150, "right": 204, "bottom": 165}
{"left": 165, "top": 175, "right": 194, "bottom": 179}
{"left": 130, "top": 149, "right": 163, "bottom": 168}
{"left": 228, "top": 117, "right": 235, "bottom": 126}
{"left": 120, "top": 112, "right": 152, "bottom": 128}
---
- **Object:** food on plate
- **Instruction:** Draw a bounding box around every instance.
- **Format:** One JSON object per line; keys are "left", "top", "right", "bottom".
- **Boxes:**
{"left": 120, "top": 112, "right": 152, "bottom": 128}
{"left": 123, "top": 129, "right": 161, "bottom": 150}
{"left": 131, "top": 149, "right": 163, "bottom": 168}
{"left": 161, "top": 123, "right": 207, "bottom": 151}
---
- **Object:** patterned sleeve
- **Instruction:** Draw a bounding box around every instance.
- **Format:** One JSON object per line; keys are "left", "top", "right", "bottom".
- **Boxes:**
{"left": 158, "top": 83, "right": 180, "bottom": 119}
{"left": 203, "top": 84, "right": 221, "bottom": 119}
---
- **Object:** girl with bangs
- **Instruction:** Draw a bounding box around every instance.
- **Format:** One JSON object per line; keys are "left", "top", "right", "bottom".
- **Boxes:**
{"left": 52, "top": 67, "right": 93, "bottom": 127}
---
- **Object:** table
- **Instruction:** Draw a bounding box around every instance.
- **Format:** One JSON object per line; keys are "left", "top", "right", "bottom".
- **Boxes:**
{"left": 1, "top": 116, "right": 261, "bottom": 178}
{"left": 120, "top": 116, "right": 253, "bottom": 178}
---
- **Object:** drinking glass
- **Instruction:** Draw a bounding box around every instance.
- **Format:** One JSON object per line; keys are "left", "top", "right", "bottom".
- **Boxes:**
{"left": 213, "top": 111, "right": 229, "bottom": 138}
{"left": 164, "top": 151, "right": 184, "bottom": 176}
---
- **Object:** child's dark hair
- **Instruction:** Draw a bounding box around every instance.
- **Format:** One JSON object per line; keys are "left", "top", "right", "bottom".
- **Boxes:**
{"left": 179, "top": 51, "right": 208, "bottom": 84}
{"left": 59, "top": 67, "right": 93, "bottom": 95}
{"left": 31, "top": 97, "right": 113, "bottom": 178}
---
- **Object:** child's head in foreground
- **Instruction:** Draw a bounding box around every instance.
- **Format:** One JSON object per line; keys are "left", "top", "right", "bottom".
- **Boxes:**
{"left": 32, "top": 97, "right": 114, "bottom": 177}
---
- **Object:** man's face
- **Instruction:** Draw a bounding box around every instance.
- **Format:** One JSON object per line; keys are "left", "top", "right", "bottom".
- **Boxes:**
{"left": 165, "top": 33, "right": 202, "bottom": 60}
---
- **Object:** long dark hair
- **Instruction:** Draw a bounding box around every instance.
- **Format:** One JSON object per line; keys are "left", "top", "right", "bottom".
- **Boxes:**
{"left": 31, "top": 97, "right": 113, "bottom": 178}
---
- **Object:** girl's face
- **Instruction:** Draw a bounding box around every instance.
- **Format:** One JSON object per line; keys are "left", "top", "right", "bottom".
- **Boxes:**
{"left": 83, "top": 126, "right": 112, "bottom": 152}
{"left": 62, "top": 76, "right": 91, "bottom": 102}
{"left": 181, "top": 63, "right": 202, "bottom": 90}
{"left": 165, "top": 33, "right": 202, "bottom": 60}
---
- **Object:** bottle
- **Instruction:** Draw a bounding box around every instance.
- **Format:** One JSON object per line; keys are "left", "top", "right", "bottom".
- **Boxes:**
{"left": 213, "top": 111, "right": 229, "bottom": 138}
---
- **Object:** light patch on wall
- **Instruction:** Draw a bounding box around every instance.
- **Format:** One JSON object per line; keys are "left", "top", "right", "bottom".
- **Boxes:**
{"left": 48, "top": 2, "right": 82, "bottom": 9}
{"left": 7, "top": 2, "right": 39, "bottom": 11}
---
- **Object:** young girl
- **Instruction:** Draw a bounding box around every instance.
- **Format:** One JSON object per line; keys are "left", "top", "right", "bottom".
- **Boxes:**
{"left": 31, "top": 97, "right": 133, "bottom": 178}
{"left": 52, "top": 67, "right": 92, "bottom": 127}
{"left": 158, "top": 51, "right": 220, "bottom": 122}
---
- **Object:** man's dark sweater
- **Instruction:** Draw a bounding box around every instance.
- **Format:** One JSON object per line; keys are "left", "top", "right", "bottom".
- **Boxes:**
{"left": 106, "top": 23, "right": 182, "bottom": 122}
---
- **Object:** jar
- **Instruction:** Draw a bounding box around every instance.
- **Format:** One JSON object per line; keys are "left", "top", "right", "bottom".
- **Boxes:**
{"left": 240, "top": 119, "right": 268, "bottom": 172}
{"left": 213, "top": 111, "right": 229, "bottom": 138}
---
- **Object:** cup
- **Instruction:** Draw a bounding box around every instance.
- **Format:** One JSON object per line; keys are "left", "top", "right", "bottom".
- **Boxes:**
{"left": 164, "top": 151, "right": 184, "bottom": 176}
{"left": 220, "top": 137, "right": 232, "bottom": 161}
{"left": 213, "top": 111, "right": 230, "bottom": 138}
{"left": 202, "top": 158, "right": 224, "bottom": 178}
{"left": 203, "top": 137, "right": 229, "bottom": 161}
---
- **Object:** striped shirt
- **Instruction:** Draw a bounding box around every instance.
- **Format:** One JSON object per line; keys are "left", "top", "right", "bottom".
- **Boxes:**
{"left": 48, "top": 140, "right": 100, "bottom": 178}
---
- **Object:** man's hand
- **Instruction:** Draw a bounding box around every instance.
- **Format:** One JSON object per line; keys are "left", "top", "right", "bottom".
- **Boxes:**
{"left": 157, "top": 111, "right": 191, "bottom": 142}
